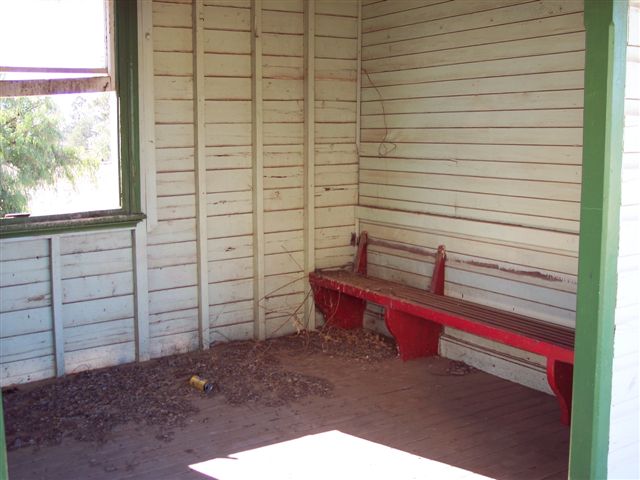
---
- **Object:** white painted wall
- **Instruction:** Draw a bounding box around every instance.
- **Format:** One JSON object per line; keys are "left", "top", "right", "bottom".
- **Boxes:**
{"left": 358, "top": 0, "right": 584, "bottom": 392}
{"left": 608, "top": 2, "right": 640, "bottom": 477}
{"left": 0, "top": 0, "right": 359, "bottom": 387}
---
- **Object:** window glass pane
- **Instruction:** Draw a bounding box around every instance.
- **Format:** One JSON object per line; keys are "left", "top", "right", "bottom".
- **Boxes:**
{"left": 0, "top": 0, "right": 107, "bottom": 74}
{"left": 0, "top": 92, "right": 120, "bottom": 217}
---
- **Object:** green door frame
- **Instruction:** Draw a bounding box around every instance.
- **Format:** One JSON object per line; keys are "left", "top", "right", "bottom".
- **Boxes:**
{"left": 569, "top": 0, "right": 628, "bottom": 478}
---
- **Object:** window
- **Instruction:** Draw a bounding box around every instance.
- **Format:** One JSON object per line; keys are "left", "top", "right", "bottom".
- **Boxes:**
{"left": 0, "top": 0, "right": 143, "bottom": 237}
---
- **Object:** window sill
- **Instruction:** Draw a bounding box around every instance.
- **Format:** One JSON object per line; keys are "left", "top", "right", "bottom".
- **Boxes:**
{"left": 0, "top": 211, "right": 146, "bottom": 239}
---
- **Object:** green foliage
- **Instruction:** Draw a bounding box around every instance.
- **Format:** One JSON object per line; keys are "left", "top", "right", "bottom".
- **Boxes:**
{"left": 67, "top": 94, "right": 112, "bottom": 166}
{"left": 0, "top": 95, "right": 104, "bottom": 216}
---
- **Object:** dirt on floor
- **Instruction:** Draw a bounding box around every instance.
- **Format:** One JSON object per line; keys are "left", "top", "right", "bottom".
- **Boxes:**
{"left": 2, "top": 326, "right": 397, "bottom": 451}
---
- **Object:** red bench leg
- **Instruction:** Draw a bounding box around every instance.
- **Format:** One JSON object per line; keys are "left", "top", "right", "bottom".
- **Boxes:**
{"left": 547, "top": 359, "right": 573, "bottom": 425}
{"left": 312, "top": 285, "right": 366, "bottom": 329}
{"left": 385, "top": 309, "right": 442, "bottom": 360}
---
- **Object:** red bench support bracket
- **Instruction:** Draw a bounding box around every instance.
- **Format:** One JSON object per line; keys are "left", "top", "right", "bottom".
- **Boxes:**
{"left": 385, "top": 308, "right": 442, "bottom": 360}
{"left": 311, "top": 284, "right": 366, "bottom": 329}
{"left": 354, "top": 231, "right": 368, "bottom": 275}
{"left": 429, "top": 245, "right": 446, "bottom": 295}
{"left": 547, "top": 359, "right": 574, "bottom": 425}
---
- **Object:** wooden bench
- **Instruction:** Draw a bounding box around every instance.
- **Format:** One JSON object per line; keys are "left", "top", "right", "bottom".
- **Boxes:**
{"left": 309, "top": 232, "right": 575, "bottom": 424}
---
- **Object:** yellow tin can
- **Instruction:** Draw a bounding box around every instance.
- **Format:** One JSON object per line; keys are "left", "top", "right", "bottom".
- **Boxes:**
{"left": 189, "top": 375, "right": 214, "bottom": 393}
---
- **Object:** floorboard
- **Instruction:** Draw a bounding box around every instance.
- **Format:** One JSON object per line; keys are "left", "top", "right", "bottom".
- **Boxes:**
{"left": 6, "top": 352, "right": 569, "bottom": 480}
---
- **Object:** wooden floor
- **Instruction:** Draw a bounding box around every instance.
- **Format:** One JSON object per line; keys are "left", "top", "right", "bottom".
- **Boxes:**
{"left": 7, "top": 353, "right": 570, "bottom": 479}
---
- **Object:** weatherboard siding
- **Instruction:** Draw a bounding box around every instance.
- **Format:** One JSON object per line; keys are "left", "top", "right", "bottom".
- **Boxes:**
{"left": 203, "top": 0, "right": 255, "bottom": 342}
{"left": 359, "top": 0, "right": 584, "bottom": 390}
{"left": 150, "top": 0, "right": 200, "bottom": 358}
{"left": 608, "top": 2, "right": 640, "bottom": 477}
{"left": 0, "top": 0, "right": 359, "bottom": 387}
{"left": 0, "top": 231, "right": 137, "bottom": 385}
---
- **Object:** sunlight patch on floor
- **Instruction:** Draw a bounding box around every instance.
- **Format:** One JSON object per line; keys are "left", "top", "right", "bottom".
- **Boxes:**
{"left": 189, "top": 430, "right": 495, "bottom": 480}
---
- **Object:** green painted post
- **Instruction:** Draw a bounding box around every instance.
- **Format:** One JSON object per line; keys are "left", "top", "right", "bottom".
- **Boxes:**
{"left": 569, "top": 1, "right": 628, "bottom": 478}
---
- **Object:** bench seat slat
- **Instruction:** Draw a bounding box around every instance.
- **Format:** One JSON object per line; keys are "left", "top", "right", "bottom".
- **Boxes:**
{"left": 311, "top": 270, "right": 575, "bottom": 354}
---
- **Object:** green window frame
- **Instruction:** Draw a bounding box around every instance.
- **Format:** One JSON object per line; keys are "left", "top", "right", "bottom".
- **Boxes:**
{"left": 0, "top": 0, "right": 144, "bottom": 238}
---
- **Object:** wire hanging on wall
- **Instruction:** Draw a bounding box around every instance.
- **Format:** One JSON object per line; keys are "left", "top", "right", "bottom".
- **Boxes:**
{"left": 362, "top": 67, "right": 397, "bottom": 157}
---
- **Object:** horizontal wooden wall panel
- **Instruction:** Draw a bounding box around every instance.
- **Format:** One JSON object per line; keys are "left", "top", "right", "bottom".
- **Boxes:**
{"left": 359, "top": 0, "right": 584, "bottom": 388}
{"left": 314, "top": 0, "right": 358, "bottom": 274}
{"left": 363, "top": 13, "right": 584, "bottom": 60}
{"left": 148, "top": 1, "right": 199, "bottom": 358}
{"left": 0, "top": 0, "right": 362, "bottom": 385}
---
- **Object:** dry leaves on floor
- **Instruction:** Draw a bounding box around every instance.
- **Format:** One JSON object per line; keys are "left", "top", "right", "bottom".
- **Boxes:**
{"left": 2, "top": 326, "right": 395, "bottom": 451}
